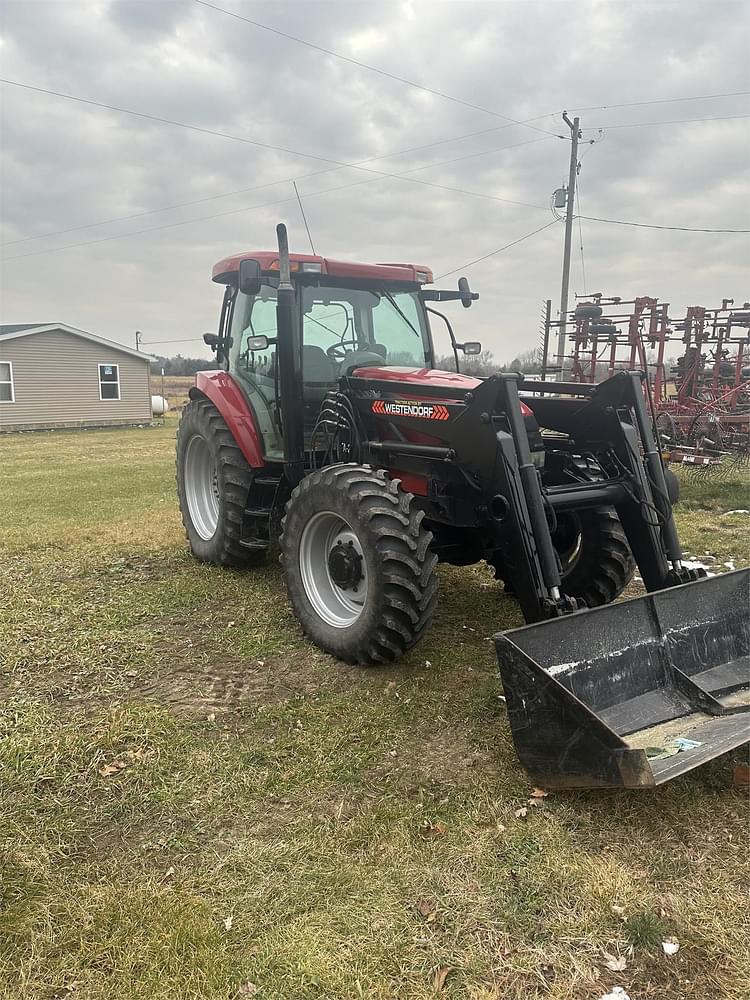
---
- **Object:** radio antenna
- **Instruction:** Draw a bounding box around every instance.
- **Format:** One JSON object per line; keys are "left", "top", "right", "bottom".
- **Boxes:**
{"left": 293, "top": 181, "right": 317, "bottom": 255}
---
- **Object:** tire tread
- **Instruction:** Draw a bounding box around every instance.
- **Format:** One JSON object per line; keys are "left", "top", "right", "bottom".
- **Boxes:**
{"left": 280, "top": 464, "right": 438, "bottom": 664}
{"left": 176, "top": 397, "right": 265, "bottom": 568}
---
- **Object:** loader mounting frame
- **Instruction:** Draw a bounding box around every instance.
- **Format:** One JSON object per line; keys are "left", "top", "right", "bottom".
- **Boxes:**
{"left": 344, "top": 368, "right": 702, "bottom": 623}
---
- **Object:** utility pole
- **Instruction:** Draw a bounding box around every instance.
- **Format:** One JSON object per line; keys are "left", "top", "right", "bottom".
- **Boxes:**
{"left": 555, "top": 112, "right": 581, "bottom": 374}
{"left": 135, "top": 330, "right": 143, "bottom": 351}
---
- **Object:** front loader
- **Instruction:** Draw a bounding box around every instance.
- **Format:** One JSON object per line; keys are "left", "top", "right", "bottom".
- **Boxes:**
{"left": 176, "top": 223, "right": 749, "bottom": 789}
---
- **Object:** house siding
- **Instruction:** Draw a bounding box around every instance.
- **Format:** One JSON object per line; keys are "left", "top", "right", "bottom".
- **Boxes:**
{"left": 0, "top": 330, "right": 152, "bottom": 431}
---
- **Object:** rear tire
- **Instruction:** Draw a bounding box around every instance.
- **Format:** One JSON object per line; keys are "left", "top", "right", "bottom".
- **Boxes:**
{"left": 176, "top": 396, "right": 266, "bottom": 567}
{"left": 280, "top": 465, "right": 438, "bottom": 664}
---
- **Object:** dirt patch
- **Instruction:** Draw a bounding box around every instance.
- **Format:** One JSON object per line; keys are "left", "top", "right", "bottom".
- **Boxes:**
{"left": 410, "top": 729, "right": 502, "bottom": 784}
{"left": 131, "top": 651, "right": 363, "bottom": 717}
{"left": 371, "top": 726, "right": 503, "bottom": 795}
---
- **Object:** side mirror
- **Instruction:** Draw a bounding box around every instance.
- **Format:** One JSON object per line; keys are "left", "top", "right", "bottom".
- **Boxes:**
{"left": 460, "top": 341, "right": 482, "bottom": 356}
{"left": 458, "top": 276, "right": 478, "bottom": 308}
{"left": 203, "top": 332, "right": 233, "bottom": 356}
{"left": 246, "top": 335, "right": 269, "bottom": 351}
{"left": 238, "top": 258, "right": 262, "bottom": 296}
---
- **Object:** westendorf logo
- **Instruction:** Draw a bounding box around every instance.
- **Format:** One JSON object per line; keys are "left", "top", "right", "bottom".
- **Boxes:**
{"left": 372, "top": 399, "right": 450, "bottom": 420}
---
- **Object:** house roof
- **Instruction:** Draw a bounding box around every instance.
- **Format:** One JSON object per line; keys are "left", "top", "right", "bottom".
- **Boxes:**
{"left": 0, "top": 323, "right": 52, "bottom": 336}
{"left": 0, "top": 323, "right": 151, "bottom": 361}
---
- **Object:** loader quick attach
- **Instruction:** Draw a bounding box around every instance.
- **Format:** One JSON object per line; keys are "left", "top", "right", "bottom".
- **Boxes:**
{"left": 177, "top": 222, "right": 749, "bottom": 790}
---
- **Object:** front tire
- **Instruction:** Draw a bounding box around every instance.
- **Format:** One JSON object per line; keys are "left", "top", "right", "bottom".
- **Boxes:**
{"left": 176, "top": 397, "right": 266, "bottom": 567}
{"left": 280, "top": 465, "right": 438, "bottom": 664}
{"left": 552, "top": 506, "right": 635, "bottom": 606}
{"left": 491, "top": 505, "right": 635, "bottom": 608}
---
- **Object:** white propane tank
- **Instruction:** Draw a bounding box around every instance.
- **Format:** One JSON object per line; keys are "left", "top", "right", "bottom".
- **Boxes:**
{"left": 151, "top": 394, "right": 169, "bottom": 416}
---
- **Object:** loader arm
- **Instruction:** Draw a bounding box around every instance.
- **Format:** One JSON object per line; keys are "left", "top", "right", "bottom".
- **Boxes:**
{"left": 521, "top": 371, "right": 703, "bottom": 593}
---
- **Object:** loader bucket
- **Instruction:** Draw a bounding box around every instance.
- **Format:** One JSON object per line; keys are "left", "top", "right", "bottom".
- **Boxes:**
{"left": 495, "top": 570, "right": 750, "bottom": 789}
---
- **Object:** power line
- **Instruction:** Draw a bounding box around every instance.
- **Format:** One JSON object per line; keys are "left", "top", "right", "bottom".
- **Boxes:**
{"left": 571, "top": 91, "right": 750, "bottom": 112}
{"left": 578, "top": 215, "right": 750, "bottom": 234}
{"left": 435, "top": 219, "right": 562, "bottom": 280}
{"left": 2, "top": 77, "right": 547, "bottom": 199}
{"left": 1, "top": 144, "right": 551, "bottom": 263}
{"left": 5, "top": 76, "right": 738, "bottom": 176}
{"left": 584, "top": 113, "right": 750, "bottom": 130}
{"left": 3, "top": 77, "right": 743, "bottom": 262}
{"left": 3, "top": 135, "right": 548, "bottom": 247}
{"left": 194, "top": 3, "right": 750, "bottom": 137}
{"left": 0, "top": 78, "right": 552, "bottom": 256}
{"left": 142, "top": 338, "right": 196, "bottom": 347}
{"left": 0, "top": 77, "right": 356, "bottom": 167}
{"left": 5, "top": 172, "right": 742, "bottom": 265}
{"left": 193, "top": 0, "right": 558, "bottom": 138}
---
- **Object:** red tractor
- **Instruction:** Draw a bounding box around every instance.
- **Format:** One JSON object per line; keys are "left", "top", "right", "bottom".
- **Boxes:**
{"left": 176, "top": 225, "right": 749, "bottom": 789}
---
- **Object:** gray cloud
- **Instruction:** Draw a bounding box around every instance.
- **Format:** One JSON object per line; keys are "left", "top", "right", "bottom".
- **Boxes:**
{"left": 1, "top": 0, "right": 748, "bottom": 362}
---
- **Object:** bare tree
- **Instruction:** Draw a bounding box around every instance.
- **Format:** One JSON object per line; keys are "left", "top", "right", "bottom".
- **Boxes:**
{"left": 507, "top": 348, "right": 540, "bottom": 373}
{"left": 434, "top": 349, "right": 502, "bottom": 377}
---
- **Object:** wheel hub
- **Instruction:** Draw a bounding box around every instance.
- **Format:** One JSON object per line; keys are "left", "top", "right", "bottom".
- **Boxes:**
{"left": 298, "top": 513, "right": 369, "bottom": 628}
{"left": 327, "top": 541, "right": 363, "bottom": 591}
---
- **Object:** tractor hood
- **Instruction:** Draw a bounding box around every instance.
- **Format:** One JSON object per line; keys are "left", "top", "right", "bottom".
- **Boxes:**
{"left": 351, "top": 366, "right": 534, "bottom": 415}
{"left": 352, "top": 366, "right": 480, "bottom": 390}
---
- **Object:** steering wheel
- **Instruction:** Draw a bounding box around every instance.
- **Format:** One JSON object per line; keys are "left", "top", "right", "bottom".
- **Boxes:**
{"left": 326, "top": 342, "right": 351, "bottom": 362}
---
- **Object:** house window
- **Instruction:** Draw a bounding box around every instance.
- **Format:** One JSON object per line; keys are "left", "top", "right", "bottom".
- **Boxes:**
{"left": 98, "top": 363, "right": 120, "bottom": 400}
{"left": 0, "top": 361, "right": 14, "bottom": 402}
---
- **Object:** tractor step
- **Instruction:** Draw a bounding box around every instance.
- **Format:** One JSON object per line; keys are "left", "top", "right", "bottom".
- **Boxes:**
{"left": 240, "top": 472, "right": 283, "bottom": 549}
{"left": 495, "top": 570, "right": 750, "bottom": 789}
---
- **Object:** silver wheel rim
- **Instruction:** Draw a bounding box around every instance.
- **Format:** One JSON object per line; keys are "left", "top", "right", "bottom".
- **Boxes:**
{"left": 299, "top": 511, "right": 368, "bottom": 628}
{"left": 184, "top": 433, "right": 219, "bottom": 540}
{"left": 554, "top": 512, "right": 583, "bottom": 576}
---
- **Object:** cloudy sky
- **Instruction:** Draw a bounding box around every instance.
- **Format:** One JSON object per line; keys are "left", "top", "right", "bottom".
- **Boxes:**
{"left": 1, "top": 0, "right": 748, "bottom": 364}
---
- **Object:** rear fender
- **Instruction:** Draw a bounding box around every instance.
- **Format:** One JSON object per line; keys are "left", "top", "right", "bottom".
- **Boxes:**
{"left": 190, "top": 371, "right": 264, "bottom": 468}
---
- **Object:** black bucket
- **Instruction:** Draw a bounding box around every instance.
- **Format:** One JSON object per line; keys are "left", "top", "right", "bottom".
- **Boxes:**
{"left": 495, "top": 570, "right": 750, "bottom": 789}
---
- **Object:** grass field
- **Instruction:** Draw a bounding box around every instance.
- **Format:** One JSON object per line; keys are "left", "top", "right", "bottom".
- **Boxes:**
{"left": 1, "top": 418, "right": 748, "bottom": 1000}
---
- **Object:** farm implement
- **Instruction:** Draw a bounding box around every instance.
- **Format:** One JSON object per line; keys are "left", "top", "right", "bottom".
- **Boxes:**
{"left": 177, "top": 224, "right": 749, "bottom": 789}
{"left": 541, "top": 294, "right": 750, "bottom": 469}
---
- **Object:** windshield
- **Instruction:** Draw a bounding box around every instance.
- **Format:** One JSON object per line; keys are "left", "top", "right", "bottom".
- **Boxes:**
{"left": 300, "top": 283, "right": 431, "bottom": 366}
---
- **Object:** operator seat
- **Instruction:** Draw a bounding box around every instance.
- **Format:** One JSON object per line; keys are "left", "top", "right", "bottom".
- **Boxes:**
{"left": 302, "top": 345, "right": 337, "bottom": 405}
{"left": 341, "top": 342, "right": 388, "bottom": 375}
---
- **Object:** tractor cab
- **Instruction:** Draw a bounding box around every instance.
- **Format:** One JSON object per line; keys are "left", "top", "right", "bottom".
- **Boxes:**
{"left": 209, "top": 250, "right": 478, "bottom": 461}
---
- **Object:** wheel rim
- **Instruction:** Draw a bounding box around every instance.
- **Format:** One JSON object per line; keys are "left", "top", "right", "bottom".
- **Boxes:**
{"left": 299, "top": 511, "right": 369, "bottom": 628}
{"left": 184, "top": 433, "right": 219, "bottom": 540}
{"left": 553, "top": 512, "right": 582, "bottom": 576}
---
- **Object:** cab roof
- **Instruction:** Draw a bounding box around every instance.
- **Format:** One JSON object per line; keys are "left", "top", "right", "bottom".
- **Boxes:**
{"left": 212, "top": 251, "right": 433, "bottom": 286}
